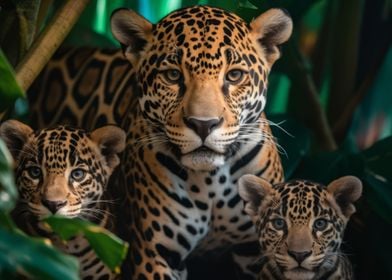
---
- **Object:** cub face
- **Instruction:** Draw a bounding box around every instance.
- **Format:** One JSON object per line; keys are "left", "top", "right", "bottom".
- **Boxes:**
{"left": 238, "top": 175, "right": 362, "bottom": 280}
{"left": 0, "top": 120, "right": 125, "bottom": 220}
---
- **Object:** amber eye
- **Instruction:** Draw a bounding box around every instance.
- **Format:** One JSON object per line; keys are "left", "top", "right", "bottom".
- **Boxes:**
{"left": 70, "top": 169, "right": 86, "bottom": 182}
{"left": 226, "top": 69, "right": 244, "bottom": 84}
{"left": 313, "top": 218, "right": 328, "bottom": 231}
{"left": 27, "top": 166, "right": 41, "bottom": 179}
{"left": 163, "top": 69, "right": 181, "bottom": 83}
{"left": 271, "top": 218, "right": 286, "bottom": 230}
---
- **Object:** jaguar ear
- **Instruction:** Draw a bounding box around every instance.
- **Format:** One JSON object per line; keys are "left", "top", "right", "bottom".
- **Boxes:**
{"left": 238, "top": 174, "right": 273, "bottom": 218}
{"left": 90, "top": 125, "right": 126, "bottom": 170}
{"left": 250, "top": 8, "right": 293, "bottom": 67}
{"left": 0, "top": 120, "right": 33, "bottom": 162}
{"left": 110, "top": 8, "right": 153, "bottom": 62}
{"left": 327, "top": 176, "right": 363, "bottom": 218}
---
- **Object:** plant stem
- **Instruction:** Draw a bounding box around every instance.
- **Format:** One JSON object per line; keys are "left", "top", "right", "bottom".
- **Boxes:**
{"left": 287, "top": 43, "right": 337, "bottom": 151}
{"left": 327, "top": 0, "right": 364, "bottom": 128}
{"left": 15, "top": 0, "right": 91, "bottom": 91}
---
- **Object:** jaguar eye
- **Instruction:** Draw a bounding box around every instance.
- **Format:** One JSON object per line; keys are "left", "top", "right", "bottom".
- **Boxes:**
{"left": 271, "top": 218, "right": 286, "bottom": 230}
{"left": 27, "top": 166, "right": 41, "bottom": 179}
{"left": 70, "top": 169, "right": 86, "bottom": 182}
{"left": 313, "top": 218, "right": 328, "bottom": 231}
{"left": 226, "top": 69, "right": 244, "bottom": 84}
{"left": 163, "top": 69, "right": 181, "bottom": 83}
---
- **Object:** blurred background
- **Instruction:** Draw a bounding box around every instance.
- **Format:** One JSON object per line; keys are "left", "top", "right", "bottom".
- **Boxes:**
{"left": 0, "top": 0, "right": 391, "bottom": 279}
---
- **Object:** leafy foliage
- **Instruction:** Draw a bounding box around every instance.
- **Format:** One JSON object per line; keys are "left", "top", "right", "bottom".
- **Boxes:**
{"left": 0, "top": 50, "right": 24, "bottom": 112}
{"left": 0, "top": 0, "right": 391, "bottom": 279}
{"left": 0, "top": 138, "right": 80, "bottom": 279}
{"left": 45, "top": 216, "right": 128, "bottom": 272}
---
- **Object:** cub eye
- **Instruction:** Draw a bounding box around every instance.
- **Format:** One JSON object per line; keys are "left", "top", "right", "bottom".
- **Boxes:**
{"left": 271, "top": 218, "right": 286, "bottom": 230}
{"left": 163, "top": 69, "right": 181, "bottom": 83}
{"left": 226, "top": 69, "right": 244, "bottom": 84}
{"left": 27, "top": 166, "right": 41, "bottom": 179}
{"left": 313, "top": 218, "right": 328, "bottom": 231}
{"left": 70, "top": 169, "right": 86, "bottom": 182}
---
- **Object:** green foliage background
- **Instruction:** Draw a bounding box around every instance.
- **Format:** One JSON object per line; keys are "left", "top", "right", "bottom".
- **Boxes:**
{"left": 0, "top": 0, "right": 391, "bottom": 279}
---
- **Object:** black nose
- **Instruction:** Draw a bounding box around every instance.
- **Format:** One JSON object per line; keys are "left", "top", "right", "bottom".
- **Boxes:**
{"left": 184, "top": 117, "right": 223, "bottom": 142}
{"left": 288, "top": 250, "right": 312, "bottom": 264}
{"left": 41, "top": 199, "right": 67, "bottom": 214}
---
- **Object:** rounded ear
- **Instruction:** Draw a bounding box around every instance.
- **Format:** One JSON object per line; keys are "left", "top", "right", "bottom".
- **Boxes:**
{"left": 250, "top": 8, "right": 293, "bottom": 66}
{"left": 327, "top": 176, "right": 363, "bottom": 218}
{"left": 0, "top": 120, "right": 33, "bottom": 161}
{"left": 238, "top": 174, "right": 273, "bottom": 218}
{"left": 110, "top": 8, "right": 153, "bottom": 61}
{"left": 90, "top": 125, "right": 126, "bottom": 170}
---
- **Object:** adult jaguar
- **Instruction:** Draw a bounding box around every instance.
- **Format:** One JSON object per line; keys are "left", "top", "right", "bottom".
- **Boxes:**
{"left": 28, "top": 5, "right": 292, "bottom": 279}
{"left": 0, "top": 120, "right": 126, "bottom": 279}
{"left": 238, "top": 175, "right": 362, "bottom": 280}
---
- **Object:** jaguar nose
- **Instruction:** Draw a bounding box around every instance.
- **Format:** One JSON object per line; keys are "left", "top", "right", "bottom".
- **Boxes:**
{"left": 41, "top": 199, "right": 67, "bottom": 214}
{"left": 184, "top": 117, "right": 223, "bottom": 142}
{"left": 288, "top": 250, "right": 312, "bottom": 264}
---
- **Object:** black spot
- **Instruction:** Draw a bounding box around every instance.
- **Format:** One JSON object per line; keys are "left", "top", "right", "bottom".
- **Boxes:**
{"left": 155, "top": 244, "right": 183, "bottom": 269}
{"left": 219, "top": 175, "right": 227, "bottom": 184}
{"left": 163, "top": 225, "right": 174, "bottom": 238}
{"left": 195, "top": 200, "right": 208, "bottom": 210}
{"left": 177, "top": 233, "right": 191, "bottom": 250}
{"left": 228, "top": 194, "right": 241, "bottom": 208}
{"left": 186, "top": 225, "right": 197, "bottom": 235}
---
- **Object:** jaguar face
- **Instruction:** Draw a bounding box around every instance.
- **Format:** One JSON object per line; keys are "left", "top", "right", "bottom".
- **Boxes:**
{"left": 111, "top": 6, "right": 292, "bottom": 171}
{"left": 238, "top": 175, "right": 362, "bottom": 280}
{"left": 0, "top": 120, "right": 125, "bottom": 220}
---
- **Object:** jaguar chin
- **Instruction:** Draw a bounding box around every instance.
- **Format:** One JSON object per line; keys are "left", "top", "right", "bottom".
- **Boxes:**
{"left": 181, "top": 146, "right": 226, "bottom": 171}
{"left": 283, "top": 268, "right": 315, "bottom": 280}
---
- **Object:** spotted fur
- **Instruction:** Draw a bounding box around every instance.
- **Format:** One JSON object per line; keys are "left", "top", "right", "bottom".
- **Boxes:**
{"left": 0, "top": 120, "right": 126, "bottom": 280}
{"left": 238, "top": 175, "right": 362, "bottom": 280}
{"left": 28, "top": 5, "right": 292, "bottom": 279}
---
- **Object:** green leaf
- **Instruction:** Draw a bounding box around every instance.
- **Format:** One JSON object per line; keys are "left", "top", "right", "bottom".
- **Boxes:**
{"left": 362, "top": 136, "right": 392, "bottom": 182}
{"left": 361, "top": 136, "right": 392, "bottom": 223}
{"left": 45, "top": 216, "right": 129, "bottom": 273}
{"left": 0, "top": 138, "right": 18, "bottom": 212}
{"left": 363, "top": 171, "right": 392, "bottom": 224}
{"left": 269, "top": 114, "right": 311, "bottom": 179}
{"left": 238, "top": 0, "right": 258, "bottom": 10}
{"left": 0, "top": 49, "right": 25, "bottom": 111}
{"left": 0, "top": 226, "right": 79, "bottom": 280}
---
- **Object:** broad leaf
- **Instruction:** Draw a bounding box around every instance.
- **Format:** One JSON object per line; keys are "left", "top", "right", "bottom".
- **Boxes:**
{"left": 0, "top": 226, "right": 79, "bottom": 280}
{"left": 0, "top": 139, "right": 18, "bottom": 212}
{"left": 0, "top": 49, "right": 24, "bottom": 112}
{"left": 45, "top": 216, "right": 128, "bottom": 272}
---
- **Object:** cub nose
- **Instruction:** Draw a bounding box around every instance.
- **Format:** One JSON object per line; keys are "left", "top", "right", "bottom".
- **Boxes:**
{"left": 41, "top": 199, "right": 67, "bottom": 214}
{"left": 288, "top": 250, "right": 312, "bottom": 264}
{"left": 184, "top": 117, "right": 223, "bottom": 142}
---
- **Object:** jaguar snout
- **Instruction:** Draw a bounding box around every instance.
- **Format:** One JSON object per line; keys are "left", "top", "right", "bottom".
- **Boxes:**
{"left": 183, "top": 117, "right": 223, "bottom": 142}
{"left": 288, "top": 250, "right": 312, "bottom": 264}
{"left": 41, "top": 199, "right": 67, "bottom": 214}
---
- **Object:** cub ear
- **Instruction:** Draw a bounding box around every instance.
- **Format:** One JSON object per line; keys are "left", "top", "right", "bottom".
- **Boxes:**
{"left": 110, "top": 8, "right": 153, "bottom": 62}
{"left": 238, "top": 174, "right": 273, "bottom": 218}
{"left": 90, "top": 125, "right": 126, "bottom": 170}
{"left": 327, "top": 176, "right": 363, "bottom": 218}
{"left": 0, "top": 120, "right": 33, "bottom": 161}
{"left": 250, "top": 8, "right": 293, "bottom": 67}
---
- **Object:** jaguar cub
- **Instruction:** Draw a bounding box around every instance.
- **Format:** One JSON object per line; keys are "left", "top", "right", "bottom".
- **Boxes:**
{"left": 238, "top": 175, "right": 362, "bottom": 280}
{"left": 0, "top": 120, "right": 126, "bottom": 280}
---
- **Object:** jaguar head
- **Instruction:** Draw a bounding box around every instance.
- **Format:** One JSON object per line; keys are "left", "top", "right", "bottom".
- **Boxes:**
{"left": 238, "top": 175, "right": 362, "bottom": 280}
{"left": 0, "top": 120, "right": 125, "bottom": 220}
{"left": 111, "top": 6, "right": 292, "bottom": 171}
